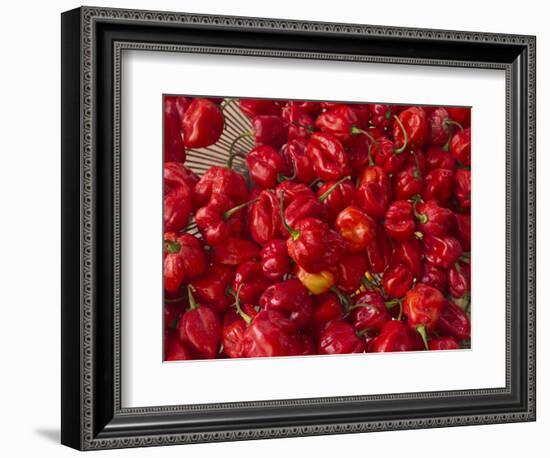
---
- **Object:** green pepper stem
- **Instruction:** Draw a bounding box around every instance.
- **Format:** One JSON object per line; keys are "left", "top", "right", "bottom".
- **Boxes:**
{"left": 350, "top": 126, "right": 378, "bottom": 144}
{"left": 279, "top": 190, "right": 301, "bottom": 240}
{"left": 393, "top": 115, "right": 409, "bottom": 154}
{"left": 411, "top": 150, "right": 422, "bottom": 179}
{"left": 416, "top": 324, "right": 429, "bottom": 350}
{"left": 329, "top": 286, "right": 351, "bottom": 313}
{"left": 308, "top": 177, "right": 321, "bottom": 189}
{"left": 187, "top": 285, "right": 199, "bottom": 310}
{"left": 411, "top": 196, "right": 428, "bottom": 224}
{"left": 318, "top": 176, "right": 352, "bottom": 202}
{"left": 164, "top": 239, "right": 181, "bottom": 254}
{"left": 385, "top": 298, "right": 403, "bottom": 320}
{"left": 277, "top": 159, "right": 297, "bottom": 183}
{"left": 444, "top": 118, "right": 464, "bottom": 133}
{"left": 227, "top": 132, "right": 254, "bottom": 168}
{"left": 291, "top": 120, "right": 315, "bottom": 134}
{"left": 348, "top": 302, "right": 377, "bottom": 312}
{"left": 222, "top": 197, "right": 259, "bottom": 220}
{"left": 233, "top": 284, "right": 252, "bottom": 325}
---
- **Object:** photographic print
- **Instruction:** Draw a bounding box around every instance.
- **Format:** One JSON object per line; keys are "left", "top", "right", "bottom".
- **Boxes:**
{"left": 163, "top": 97, "right": 471, "bottom": 361}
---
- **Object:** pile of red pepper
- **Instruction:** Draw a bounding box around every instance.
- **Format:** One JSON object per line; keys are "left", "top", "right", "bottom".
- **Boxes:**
{"left": 164, "top": 96, "right": 471, "bottom": 360}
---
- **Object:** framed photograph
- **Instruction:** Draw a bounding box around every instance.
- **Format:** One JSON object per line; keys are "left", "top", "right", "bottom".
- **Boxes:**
{"left": 61, "top": 6, "right": 536, "bottom": 450}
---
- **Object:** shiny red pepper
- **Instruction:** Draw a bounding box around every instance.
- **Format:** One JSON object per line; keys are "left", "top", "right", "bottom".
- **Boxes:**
{"left": 383, "top": 263, "right": 413, "bottom": 298}
{"left": 280, "top": 139, "right": 316, "bottom": 184}
{"left": 233, "top": 261, "right": 272, "bottom": 305}
{"left": 351, "top": 104, "right": 371, "bottom": 128}
{"left": 212, "top": 237, "right": 260, "bottom": 266}
{"left": 239, "top": 99, "right": 281, "bottom": 118}
{"left": 282, "top": 103, "right": 315, "bottom": 141}
{"left": 249, "top": 190, "right": 282, "bottom": 245}
{"left": 369, "top": 104, "right": 396, "bottom": 131}
{"left": 393, "top": 162, "right": 424, "bottom": 201}
{"left": 276, "top": 180, "right": 315, "bottom": 205}
{"left": 193, "top": 166, "right": 248, "bottom": 207}
{"left": 337, "top": 253, "right": 368, "bottom": 294}
{"left": 283, "top": 194, "right": 327, "bottom": 233}
{"left": 420, "top": 261, "right": 448, "bottom": 292}
{"left": 245, "top": 145, "right": 289, "bottom": 189}
{"left": 164, "top": 96, "right": 189, "bottom": 162}
{"left": 383, "top": 200, "right": 415, "bottom": 241}
{"left": 164, "top": 162, "right": 199, "bottom": 194}
{"left": 221, "top": 303, "right": 258, "bottom": 358}
{"left": 182, "top": 98, "right": 224, "bottom": 148}
{"left": 428, "top": 337, "right": 460, "bottom": 350}
{"left": 392, "top": 237, "right": 422, "bottom": 278}
{"left": 356, "top": 165, "right": 392, "bottom": 219}
{"left": 366, "top": 223, "right": 393, "bottom": 274}
{"left": 165, "top": 330, "right": 193, "bottom": 361}
{"left": 372, "top": 136, "right": 409, "bottom": 174}
{"left": 350, "top": 290, "right": 390, "bottom": 334}
{"left": 427, "top": 107, "right": 462, "bottom": 147}
{"left": 403, "top": 284, "right": 445, "bottom": 347}
{"left": 178, "top": 287, "right": 222, "bottom": 359}
{"left": 259, "top": 279, "right": 314, "bottom": 328}
{"left": 252, "top": 115, "right": 288, "bottom": 149}
{"left": 414, "top": 199, "right": 453, "bottom": 237}
{"left": 163, "top": 233, "right": 208, "bottom": 293}
{"left": 315, "top": 105, "right": 359, "bottom": 143}
{"left": 422, "top": 234, "right": 462, "bottom": 269}
{"left": 307, "top": 132, "right": 350, "bottom": 181}
{"left": 436, "top": 300, "right": 471, "bottom": 340}
{"left": 369, "top": 320, "right": 422, "bottom": 353}
{"left": 393, "top": 106, "right": 428, "bottom": 150}
{"left": 190, "top": 265, "right": 234, "bottom": 313}
{"left": 316, "top": 177, "right": 356, "bottom": 222}
{"left": 454, "top": 169, "right": 471, "bottom": 210}
{"left": 309, "top": 291, "right": 345, "bottom": 336}
{"left": 422, "top": 168, "right": 454, "bottom": 203}
{"left": 334, "top": 205, "right": 377, "bottom": 252}
{"left": 448, "top": 258, "right": 470, "bottom": 298}
{"left": 453, "top": 212, "right": 471, "bottom": 251}
{"left": 447, "top": 107, "right": 470, "bottom": 127}
{"left": 318, "top": 320, "right": 365, "bottom": 354}
{"left": 164, "top": 184, "right": 192, "bottom": 232}
{"left": 260, "top": 239, "right": 291, "bottom": 281}
{"left": 288, "top": 100, "right": 323, "bottom": 117}
{"left": 450, "top": 127, "right": 471, "bottom": 166}
{"left": 425, "top": 146, "right": 456, "bottom": 171}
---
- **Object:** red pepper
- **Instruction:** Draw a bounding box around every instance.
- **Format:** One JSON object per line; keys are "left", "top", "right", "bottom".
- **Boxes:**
{"left": 233, "top": 261, "right": 272, "bottom": 305}
{"left": 252, "top": 115, "right": 288, "bottom": 149}
{"left": 383, "top": 200, "right": 415, "bottom": 241}
{"left": 276, "top": 180, "right": 315, "bottom": 205}
{"left": 193, "top": 166, "right": 248, "bottom": 208}
{"left": 351, "top": 104, "right": 371, "bottom": 128}
{"left": 239, "top": 99, "right": 281, "bottom": 118}
{"left": 427, "top": 107, "right": 463, "bottom": 147}
{"left": 393, "top": 107, "right": 428, "bottom": 150}
{"left": 448, "top": 258, "right": 470, "bottom": 298}
{"left": 392, "top": 237, "right": 422, "bottom": 278}
{"left": 221, "top": 303, "right": 258, "bottom": 358}
{"left": 182, "top": 98, "right": 224, "bottom": 148}
{"left": 195, "top": 194, "right": 254, "bottom": 245}
{"left": 369, "top": 320, "right": 422, "bottom": 352}
{"left": 259, "top": 278, "right": 314, "bottom": 328}
{"left": 283, "top": 194, "right": 327, "bottom": 234}
{"left": 350, "top": 290, "right": 390, "bottom": 334}
{"left": 422, "top": 168, "right": 454, "bottom": 203}
{"left": 318, "top": 320, "right": 365, "bottom": 354}
{"left": 190, "top": 265, "right": 234, "bottom": 313}
{"left": 307, "top": 132, "right": 350, "bottom": 181}
{"left": 178, "top": 286, "right": 222, "bottom": 359}
{"left": 420, "top": 261, "right": 448, "bottom": 292}
{"left": 346, "top": 132, "right": 375, "bottom": 172}
{"left": 334, "top": 205, "right": 377, "bottom": 252}
{"left": 422, "top": 235, "right": 462, "bottom": 269}
{"left": 212, "top": 237, "right": 260, "bottom": 266}
{"left": 309, "top": 291, "right": 345, "bottom": 336}
{"left": 453, "top": 212, "right": 471, "bottom": 251}
{"left": 164, "top": 162, "right": 199, "bottom": 194}
{"left": 260, "top": 239, "right": 291, "bottom": 281}
{"left": 249, "top": 190, "right": 282, "bottom": 245}
{"left": 164, "top": 96, "right": 189, "bottom": 162}
{"left": 454, "top": 169, "right": 471, "bottom": 209}
{"left": 425, "top": 146, "right": 456, "bottom": 171}
{"left": 164, "top": 233, "right": 208, "bottom": 292}
{"left": 315, "top": 105, "right": 359, "bottom": 143}
{"left": 369, "top": 104, "right": 395, "bottom": 131}
{"left": 356, "top": 165, "right": 392, "bottom": 219}
{"left": 164, "top": 184, "right": 192, "bottom": 232}
{"left": 316, "top": 177, "right": 356, "bottom": 223}
{"left": 165, "top": 95, "right": 190, "bottom": 121}
{"left": 447, "top": 107, "right": 471, "bottom": 127}
{"left": 366, "top": 223, "right": 393, "bottom": 274}
{"left": 294, "top": 264, "right": 337, "bottom": 295}
{"left": 282, "top": 104, "right": 315, "bottom": 141}
{"left": 436, "top": 300, "right": 471, "bottom": 340}
{"left": 280, "top": 139, "right": 316, "bottom": 184}
{"left": 428, "top": 337, "right": 460, "bottom": 351}
{"left": 450, "top": 127, "right": 471, "bottom": 166}
{"left": 383, "top": 263, "right": 413, "bottom": 298}
{"left": 288, "top": 100, "right": 323, "bottom": 117}
{"left": 165, "top": 330, "right": 193, "bottom": 361}
{"left": 403, "top": 284, "right": 445, "bottom": 347}
{"left": 245, "top": 145, "right": 289, "bottom": 189}
{"left": 393, "top": 161, "right": 424, "bottom": 201}
{"left": 372, "top": 136, "right": 409, "bottom": 174}
{"left": 337, "top": 253, "right": 368, "bottom": 294}
{"left": 414, "top": 199, "right": 453, "bottom": 237}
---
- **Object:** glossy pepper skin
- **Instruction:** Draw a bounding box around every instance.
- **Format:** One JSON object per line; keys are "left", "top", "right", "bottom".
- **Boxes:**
{"left": 165, "top": 331, "right": 193, "bottom": 361}
{"left": 233, "top": 261, "right": 272, "bottom": 305}
{"left": 283, "top": 195, "right": 327, "bottom": 233}
{"left": 356, "top": 166, "right": 392, "bottom": 219}
{"left": 182, "top": 98, "right": 224, "bottom": 148}
{"left": 306, "top": 132, "right": 350, "bottom": 181}
{"left": 420, "top": 262, "right": 448, "bottom": 292}
{"left": 260, "top": 239, "right": 291, "bottom": 281}
{"left": 318, "top": 321, "right": 365, "bottom": 354}
{"left": 383, "top": 263, "right": 413, "bottom": 298}
{"left": 252, "top": 115, "right": 288, "bottom": 149}
{"left": 277, "top": 180, "right": 315, "bottom": 205}
{"left": 294, "top": 264, "right": 336, "bottom": 295}
{"left": 164, "top": 97, "right": 187, "bottom": 162}
{"left": 393, "top": 164, "right": 424, "bottom": 201}
{"left": 426, "top": 146, "right": 456, "bottom": 171}
{"left": 436, "top": 300, "right": 471, "bottom": 340}
{"left": 164, "top": 184, "right": 192, "bottom": 232}
{"left": 221, "top": 303, "right": 258, "bottom": 358}
{"left": 453, "top": 212, "right": 471, "bottom": 251}
{"left": 309, "top": 292, "right": 345, "bottom": 336}
{"left": 259, "top": 279, "right": 313, "bottom": 328}
{"left": 316, "top": 177, "right": 356, "bottom": 223}
{"left": 337, "top": 253, "right": 368, "bottom": 294}
{"left": 282, "top": 104, "right": 315, "bottom": 141}
{"left": 447, "top": 107, "right": 470, "bottom": 127}
{"left": 369, "top": 104, "right": 395, "bottom": 131}
{"left": 195, "top": 194, "right": 247, "bottom": 246}
{"left": 403, "top": 284, "right": 445, "bottom": 334}
{"left": 393, "top": 106, "right": 428, "bottom": 150}
{"left": 392, "top": 237, "right": 422, "bottom": 278}
{"left": 164, "top": 233, "right": 208, "bottom": 293}
{"left": 384, "top": 200, "right": 415, "bottom": 241}
{"left": 190, "top": 265, "right": 234, "bottom": 313}
{"left": 249, "top": 190, "right": 282, "bottom": 245}
{"left": 178, "top": 288, "right": 222, "bottom": 359}
{"left": 350, "top": 290, "right": 390, "bottom": 334}
{"left": 164, "top": 162, "right": 199, "bottom": 194}
{"left": 315, "top": 105, "right": 359, "bottom": 143}
{"left": 454, "top": 169, "right": 471, "bottom": 209}
{"left": 193, "top": 166, "right": 248, "bottom": 208}
{"left": 370, "top": 320, "right": 421, "bottom": 353}
{"left": 422, "top": 168, "right": 454, "bottom": 203}
{"left": 334, "top": 206, "right": 377, "bottom": 252}
{"left": 239, "top": 99, "right": 281, "bottom": 118}
{"left": 450, "top": 127, "right": 471, "bottom": 166}
{"left": 429, "top": 337, "right": 460, "bottom": 351}
{"left": 280, "top": 139, "right": 316, "bottom": 184}
{"left": 366, "top": 223, "right": 393, "bottom": 274}
{"left": 422, "top": 235, "right": 462, "bottom": 269}
{"left": 415, "top": 199, "right": 453, "bottom": 237}
{"left": 427, "top": 107, "right": 460, "bottom": 147}
{"left": 212, "top": 237, "right": 260, "bottom": 266}
{"left": 245, "top": 145, "right": 288, "bottom": 189}
{"left": 372, "top": 136, "right": 409, "bottom": 174}
{"left": 448, "top": 259, "right": 471, "bottom": 298}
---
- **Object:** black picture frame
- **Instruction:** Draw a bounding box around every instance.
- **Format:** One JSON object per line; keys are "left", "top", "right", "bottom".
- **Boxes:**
{"left": 61, "top": 6, "right": 536, "bottom": 450}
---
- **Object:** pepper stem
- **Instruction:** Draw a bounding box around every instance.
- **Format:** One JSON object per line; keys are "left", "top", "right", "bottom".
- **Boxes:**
{"left": 350, "top": 126, "right": 378, "bottom": 144}
{"left": 233, "top": 284, "right": 252, "bottom": 325}
{"left": 318, "top": 176, "right": 352, "bottom": 202}
{"left": 444, "top": 118, "right": 464, "bottom": 133}
{"left": 411, "top": 195, "right": 428, "bottom": 224}
{"left": 329, "top": 286, "right": 351, "bottom": 313}
{"left": 222, "top": 197, "right": 260, "bottom": 220}
{"left": 410, "top": 150, "right": 422, "bottom": 179}
{"left": 227, "top": 132, "right": 254, "bottom": 168}
{"left": 277, "top": 160, "right": 297, "bottom": 183}
{"left": 416, "top": 324, "right": 429, "bottom": 350}
{"left": 187, "top": 285, "right": 199, "bottom": 310}
{"left": 279, "top": 190, "right": 301, "bottom": 240}
{"left": 291, "top": 121, "right": 315, "bottom": 134}
{"left": 385, "top": 298, "right": 403, "bottom": 320}
{"left": 393, "top": 115, "right": 409, "bottom": 154}
{"left": 164, "top": 239, "right": 181, "bottom": 254}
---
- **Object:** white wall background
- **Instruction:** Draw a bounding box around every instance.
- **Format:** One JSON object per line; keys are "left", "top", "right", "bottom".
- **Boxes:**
{"left": 0, "top": 0, "right": 545, "bottom": 456}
